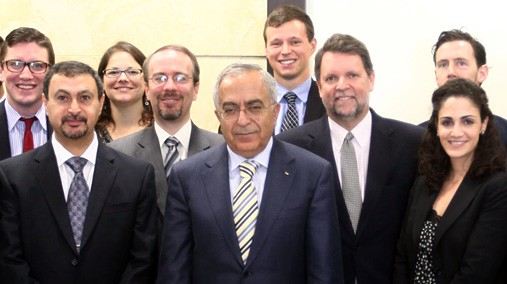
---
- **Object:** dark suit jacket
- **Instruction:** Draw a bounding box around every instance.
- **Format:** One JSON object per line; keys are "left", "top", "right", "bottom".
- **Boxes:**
{"left": 108, "top": 122, "right": 223, "bottom": 217}
{"left": 394, "top": 173, "right": 507, "bottom": 283}
{"left": 277, "top": 110, "right": 424, "bottom": 284}
{"left": 0, "top": 142, "right": 158, "bottom": 284}
{"left": 302, "top": 79, "right": 326, "bottom": 123}
{"left": 157, "top": 139, "right": 344, "bottom": 284}
{"left": 0, "top": 100, "right": 53, "bottom": 160}
{"left": 419, "top": 114, "right": 507, "bottom": 149}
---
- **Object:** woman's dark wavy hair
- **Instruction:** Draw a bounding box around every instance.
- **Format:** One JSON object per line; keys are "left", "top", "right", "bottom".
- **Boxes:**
{"left": 95, "top": 41, "right": 153, "bottom": 132}
{"left": 419, "top": 78, "right": 506, "bottom": 191}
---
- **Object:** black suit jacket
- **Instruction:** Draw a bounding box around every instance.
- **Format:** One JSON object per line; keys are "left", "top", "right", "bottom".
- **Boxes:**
{"left": 0, "top": 142, "right": 158, "bottom": 283}
{"left": 157, "top": 139, "right": 344, "bottom": 284}
{"left": 0, "top": 100, "right": 53, "bottom": 160}
{"left": 394, "top": 173, "right": 507, "bottom": 283}
{"left": 419, "top": 114, "right": 507, "bottom": 149}
{"left": 302, "top": 79, "right": 326, "bottom": 123}
{"left": 277, "top": 110, "right": 424, "bottom": 284}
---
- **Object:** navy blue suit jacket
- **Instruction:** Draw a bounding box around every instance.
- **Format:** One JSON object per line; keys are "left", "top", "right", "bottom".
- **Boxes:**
{"left": 157, "top": 139, "right": 344, "bottom": 284}
{"left": 277, "top": 110, "right": 424, "bottom": 284}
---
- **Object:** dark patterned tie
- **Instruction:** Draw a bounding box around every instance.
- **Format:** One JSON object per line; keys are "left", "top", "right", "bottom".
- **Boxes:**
{"left": 19, "top": 117, "right": 37, "bottom": 152}
{"left": 164, "top": 137, "right": 180, "bottom": 178}
{"left": 280, "top": 92, "right": 299, "bottom": 132}
{"left": 341, "top": 132, "right": 362, "bottom": 233}
{"left": 65, "top": 157, "right": 89, "bottom": 252}
{"left": 233, "top": 160, "right": 260, "bottom": 264}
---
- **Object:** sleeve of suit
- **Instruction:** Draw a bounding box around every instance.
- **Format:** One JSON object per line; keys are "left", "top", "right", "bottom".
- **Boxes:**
{"left": 119, "top": 164, "right": 158, "bottom": 284}
{"left": 157, "top": 166, "right": 192, "bottom": 284}
{"left": 0, "top": 166, "right": 40, "bottom": 283}
{"left": 306, "top": 162, "right": 345, "bottom": 284}
{"left": 451, "top": 175, "right": 507, "bottom": 283}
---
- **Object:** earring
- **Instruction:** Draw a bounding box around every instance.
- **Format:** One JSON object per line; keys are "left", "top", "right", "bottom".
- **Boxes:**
{"left": 145, "top": 100, "right": 150, "bottom": 106}
{"left": 481, "top": 130, "right": 485, "bottom": 135}
{"left": 436, "top": 132, "right": 439, "bottom": 137}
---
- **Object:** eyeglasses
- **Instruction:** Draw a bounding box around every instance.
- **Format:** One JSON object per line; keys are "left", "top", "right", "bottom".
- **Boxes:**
{"left": 217, "top": 103, "right": 276, "bottom": 120}
{"left": 103, "top": 68, "right": 143, "bottom": 78}
{"left": 149, "top": 74, "right": 192, "bottom": 86}
{"left": 2, "top": 60, "right": 50, "bottom": 74}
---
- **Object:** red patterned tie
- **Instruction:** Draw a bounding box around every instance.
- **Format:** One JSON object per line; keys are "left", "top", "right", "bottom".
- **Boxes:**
{"left": 19, "top": 117, "right": 37, "bottom": 152}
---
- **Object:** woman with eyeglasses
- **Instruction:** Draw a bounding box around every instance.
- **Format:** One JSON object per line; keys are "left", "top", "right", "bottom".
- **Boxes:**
{"left": 394, "top": 78, "right": 507, "bottom": 283}
{"left": 96, "top": 41, "right": 153, "bottom": 143}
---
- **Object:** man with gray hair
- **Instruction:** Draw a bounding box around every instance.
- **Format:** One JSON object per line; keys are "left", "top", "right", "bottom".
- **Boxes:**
{"left": 157, "top": 63, "right": 344, "bottom": 284}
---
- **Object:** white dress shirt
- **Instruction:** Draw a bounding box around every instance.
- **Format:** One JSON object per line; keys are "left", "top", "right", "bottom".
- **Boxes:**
{"left": 329, "top": 111, "right": 372, "bottom": 201}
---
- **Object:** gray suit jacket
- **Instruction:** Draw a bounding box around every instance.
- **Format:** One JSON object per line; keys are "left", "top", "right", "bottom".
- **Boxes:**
{"left": 108, "top": 122, "right": 223, "bottom": 216}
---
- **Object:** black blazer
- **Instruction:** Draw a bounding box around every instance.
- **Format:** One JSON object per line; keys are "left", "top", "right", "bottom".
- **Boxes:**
{"left": 277, "top": 110, "right": 424, "bottom": 284}
{"left": 0, "top": 100, "right": 53, "bottom": 161}
{"left": 0, "top": 142, "right": 158, "bottom": 283}
{"left": 302, "top": 79, "right": 326, "bottom": 123}
{"left": 394, "top": 173, "right": 507, "bottom": 284}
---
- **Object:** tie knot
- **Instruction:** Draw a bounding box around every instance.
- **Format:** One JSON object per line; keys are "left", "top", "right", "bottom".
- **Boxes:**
{"left": 164, "top": 137, "right": 179, "bottom": 149}
{"left": 65, "top": 157, "right": 87, "bottom": 173}
{"left": 283, "top": 92, "right": 297, "bottom": 104}
{"left": 344, "top": 132, "right": 354, "bottom": 143}
{"left": 239, "top": 160, "right": 259, "bottom": 178}
{"left": 20, "top": 116, "right": 37, "bottom": 127}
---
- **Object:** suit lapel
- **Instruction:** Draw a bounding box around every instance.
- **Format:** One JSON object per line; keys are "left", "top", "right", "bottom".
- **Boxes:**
{"left": 34, "top": 143, "right": 77, "bottom": 252}
{"left": 80, "top": 144, "right": 117, "bottom": 248}
{"left": 434, "top": 176, "right": 480, "bottom": 245}
{"left": 246, "top": 140, "right": 296, "bottom": 267}
{"left": 202, "top": 145, "right": 244, "bottom": 265}
{"left": 303, "top": 80, "right": 326, "bottom": 123}
{"left": 411, "top": 181, "right": 437, "bottom": 248}
{"left": 304, "top": 117, "right": 354, "bottom": 236}
{"left": 0, "top": 101, "right": 12, "bottom": 160}
{"left": 135, "top": 127, "right": 166, "bottom": 215}
{"left": 356, "top": 111, "right": 393, "bottom": 237}
{"left": 188, "top": 122, "right": 212, "bottom": 156}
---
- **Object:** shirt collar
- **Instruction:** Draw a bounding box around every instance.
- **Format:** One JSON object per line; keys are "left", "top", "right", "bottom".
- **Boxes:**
{"left": 328, "top": 110, "right": 372, "bottom": 149}
{"left": 276, "top": 77, "right": 312, "bottom": 104}
{"left": 154, "top": 119, "right": 192, "bottom": 154}
{"left": 5, "top": 98, "right": 47, "bottom": 131}
{"left": 52, "top": 132, "right": 99, "bottom": 167}
{"left": 227, "top": 137, "right": 273, "bottom": 172}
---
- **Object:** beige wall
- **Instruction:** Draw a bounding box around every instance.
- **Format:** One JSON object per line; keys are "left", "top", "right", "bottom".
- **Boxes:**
{"left": 1, "top": 0, "right": 268, "bottom": 131}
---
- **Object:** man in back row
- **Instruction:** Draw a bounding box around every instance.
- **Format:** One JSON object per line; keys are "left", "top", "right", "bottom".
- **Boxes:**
{"left": 109, "top": 44, "right": 223, "bottom": 222}
{"left": 0, "top": 27, "right": 54, "bottom": 160}
{"left": 278, "top": 34, "right": 423, "bottom": 283}
{"left": 422, "top": 29, "right": 507, "bottom": 147}
{"left": 264, "top": 5, "right": 326, "bottom": 134}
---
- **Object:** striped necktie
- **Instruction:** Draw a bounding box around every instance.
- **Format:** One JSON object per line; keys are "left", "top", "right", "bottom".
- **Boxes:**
{"left": 233, "top": 160, "right": 260, "bottom": 264}
{"left": 280, "top": 92, "right": 299, "bottom": 132}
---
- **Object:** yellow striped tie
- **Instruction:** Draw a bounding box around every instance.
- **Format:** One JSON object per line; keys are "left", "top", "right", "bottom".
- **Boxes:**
{"left": 233, "top": 160, "right": 260, "bottom": 264}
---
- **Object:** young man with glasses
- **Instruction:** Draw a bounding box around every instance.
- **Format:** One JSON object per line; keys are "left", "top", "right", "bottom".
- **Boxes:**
{"left": 0, "top": 27, "right": 54, "bottom": 160}
{"left": 109, "top": 45, "right": 223, "bottom": 221}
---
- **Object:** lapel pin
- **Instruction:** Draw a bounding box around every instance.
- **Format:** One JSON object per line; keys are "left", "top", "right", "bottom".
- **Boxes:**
{"left": 284, "top": 171, "right": 289, "bottom": 176}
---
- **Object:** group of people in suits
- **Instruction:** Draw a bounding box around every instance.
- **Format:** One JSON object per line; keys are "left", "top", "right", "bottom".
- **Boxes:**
{"left": 1, "top": 4, "right": 507, "bottom": 284}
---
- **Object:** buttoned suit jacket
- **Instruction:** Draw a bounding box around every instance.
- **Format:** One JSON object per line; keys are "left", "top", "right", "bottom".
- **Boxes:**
{"left": 108, "top": 122, "right": 223, "bottom": 217}
{"left": 157, "top": 139, "right": 344, "bottom": 284}
{"left": 277, "top": 110, "right": 424, "bottom": 284}
{"left": 0, "top": 142, "right": 158, "bottom": 284}
{"left": 394, "top": 173, "right": 507, "bottom": 283}
{"left": 0, "top": 100, "right": 53, "bottom": 161}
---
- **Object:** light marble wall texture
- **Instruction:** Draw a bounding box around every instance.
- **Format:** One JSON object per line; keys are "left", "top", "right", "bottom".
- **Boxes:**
{"left": 1, "top": 0, "right": 268, "bottom": 131}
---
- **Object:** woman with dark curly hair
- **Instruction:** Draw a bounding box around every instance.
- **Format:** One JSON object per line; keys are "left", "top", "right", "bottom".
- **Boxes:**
{"left": 95, "top": 41, "right": 153, "bottom": 143}
{"left": 394, "top": 78, "right": 507, "bottom": 284}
